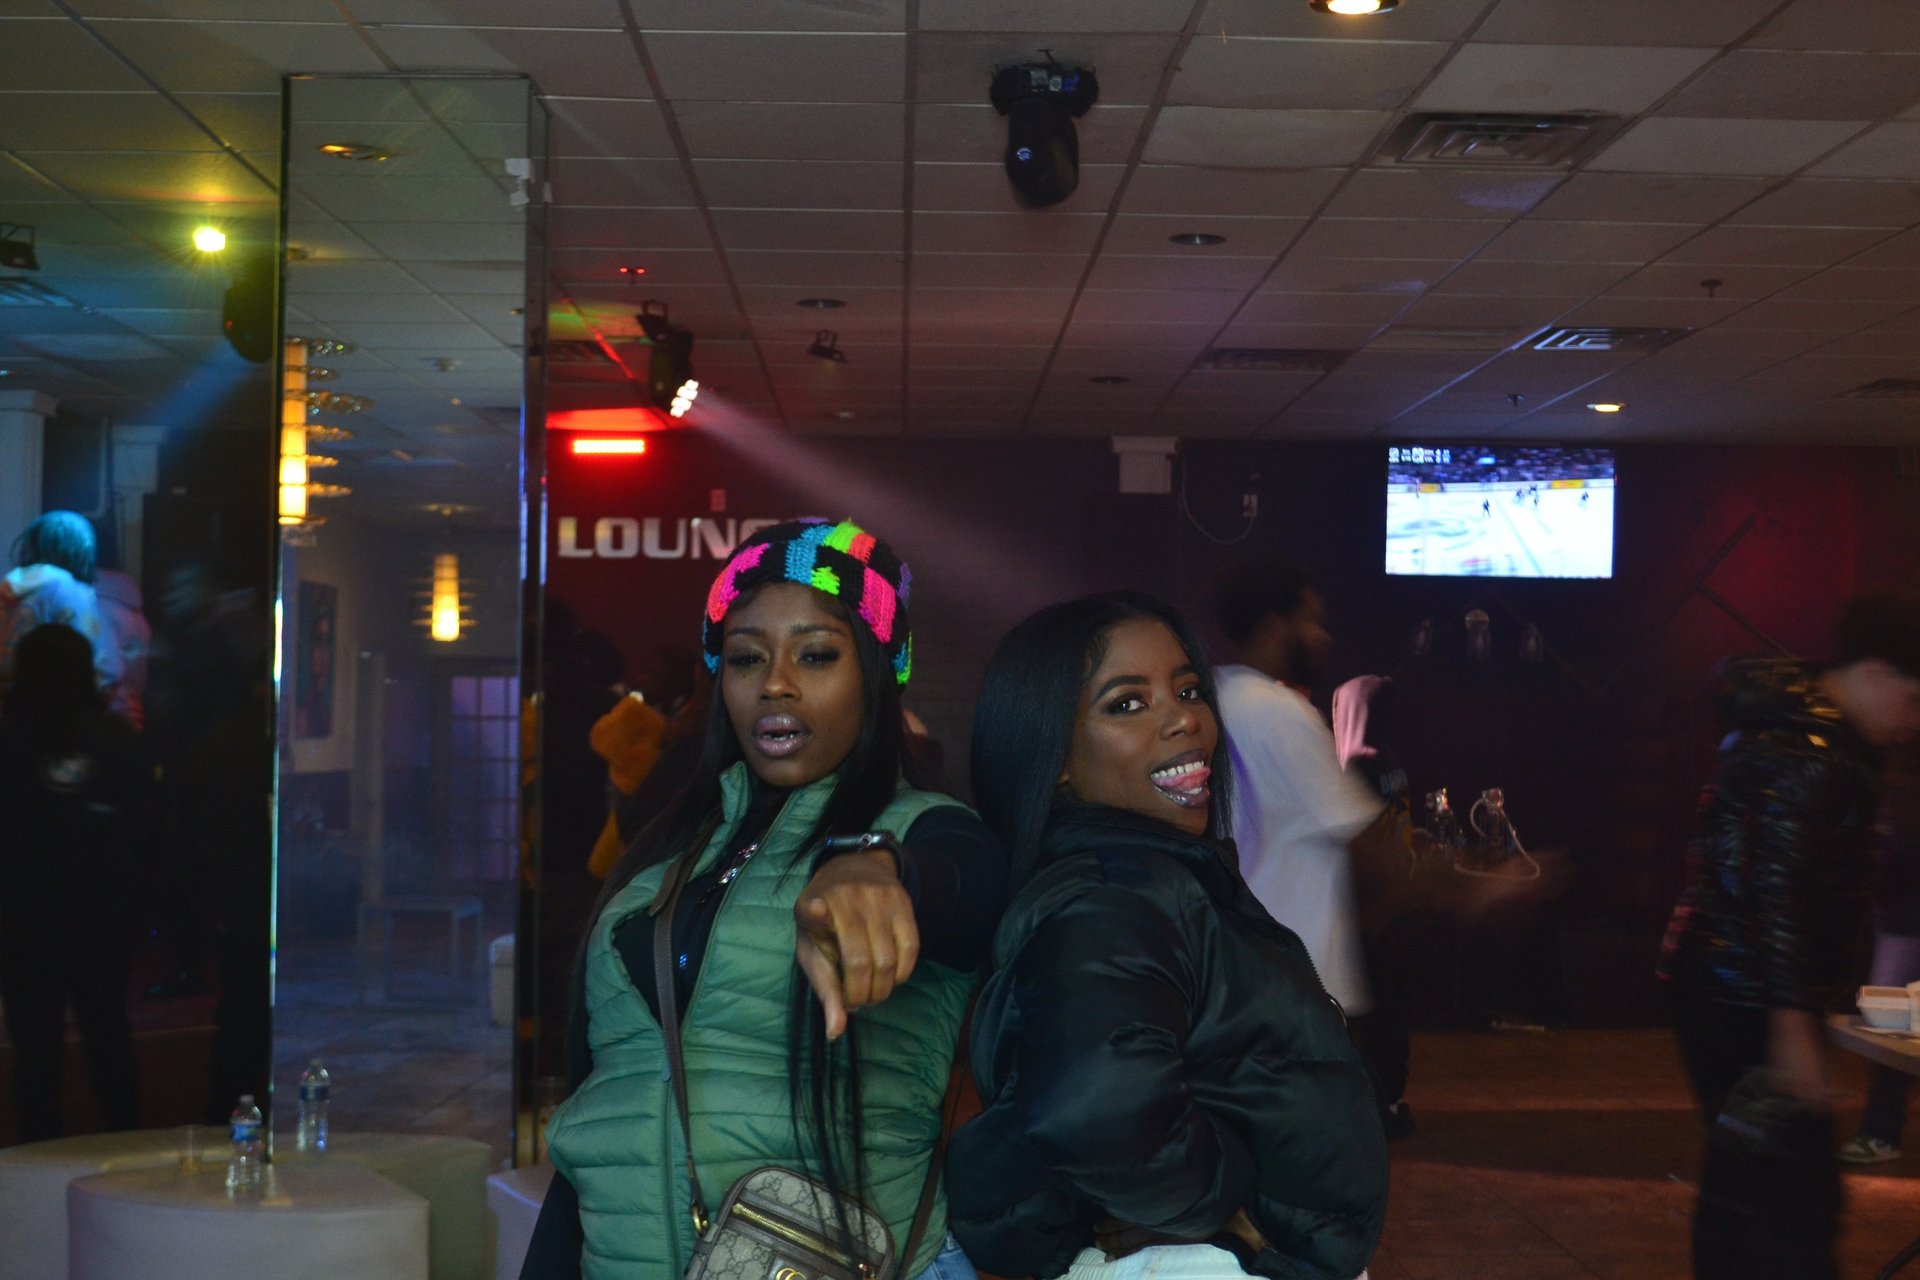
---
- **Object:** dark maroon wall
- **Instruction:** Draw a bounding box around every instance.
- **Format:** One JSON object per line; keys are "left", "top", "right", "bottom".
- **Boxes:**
{"left": 547, "top": 432, "right": 1919, "bottom": 976}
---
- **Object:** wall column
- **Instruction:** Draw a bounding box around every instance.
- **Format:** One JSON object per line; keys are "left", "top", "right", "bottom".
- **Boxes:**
{"left": 110, "top": 423, "right": 167, "bottom": 583}
{"left": 0, "top": 389, "right": 57, "bottom": 557}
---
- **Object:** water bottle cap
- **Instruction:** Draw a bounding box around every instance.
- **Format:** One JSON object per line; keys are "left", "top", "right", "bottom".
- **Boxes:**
{"left": 239, "top": 1094, "right": 254, "bottom": 1104}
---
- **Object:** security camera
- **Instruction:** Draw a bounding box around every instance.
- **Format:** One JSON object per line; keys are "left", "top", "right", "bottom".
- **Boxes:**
{"left": 990, "top": 59, "right": 1099, "bottom": 209}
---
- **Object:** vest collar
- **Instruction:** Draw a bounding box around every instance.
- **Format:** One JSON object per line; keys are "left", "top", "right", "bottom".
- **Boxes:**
{"left": 717, "top": 761, "right": 838, "bottom": 833}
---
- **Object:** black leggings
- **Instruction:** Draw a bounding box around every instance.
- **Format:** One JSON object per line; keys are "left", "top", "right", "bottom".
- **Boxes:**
{"left": 0, "top": 928, "right": 139, "bottom": 1142}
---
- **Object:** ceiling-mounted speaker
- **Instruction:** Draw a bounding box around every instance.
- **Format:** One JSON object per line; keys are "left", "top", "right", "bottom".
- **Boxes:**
{"left": 222, "top": 253, "right": 276, "bottom": 364}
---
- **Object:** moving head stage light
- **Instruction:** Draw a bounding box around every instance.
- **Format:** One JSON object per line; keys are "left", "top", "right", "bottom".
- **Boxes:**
{"left": 638, "top": 299, "right": 698, "bottom": 418}
{"left": 990, "top": 59, "right": 1099, "bottom": 209}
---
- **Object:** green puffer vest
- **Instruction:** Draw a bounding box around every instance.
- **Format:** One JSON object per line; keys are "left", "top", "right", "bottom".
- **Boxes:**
{"left": 546, "top": 765, "right": 976, "bottom": 1280}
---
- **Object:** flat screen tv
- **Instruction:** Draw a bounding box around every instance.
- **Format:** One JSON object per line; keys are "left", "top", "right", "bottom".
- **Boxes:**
{"left": 1385, "top": 445, "right": 1615, "bottom": 579}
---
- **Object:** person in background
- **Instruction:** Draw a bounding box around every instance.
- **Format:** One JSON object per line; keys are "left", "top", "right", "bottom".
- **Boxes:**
{"left": 0, "top": 624, "right": 154, "bottom": 1140}
{"left": 1201, "top": 556, "right": 1394, "bottom": 1027}
{"left": 0, "top": 510, "right": 122, "bottom": 700}
{"left": 94, "top": 567, "right": 152, "bottom": 732}
{"left": 1660, "top": 592, "right": 1920, "bottom": 1279}
{"left": 1839, "top": 744, "right": 1920, "bottom": 1164}
{"left": 948, "top": 591, "right": 1386, "bottom": 1280}
{"left": 522, "top": 519, "right": 1007, "bottom": 1280}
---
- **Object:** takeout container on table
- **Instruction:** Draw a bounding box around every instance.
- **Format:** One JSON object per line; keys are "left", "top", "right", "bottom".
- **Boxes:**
{"left": 1858, "top": 986, "right": 1913, "bottom": 1030}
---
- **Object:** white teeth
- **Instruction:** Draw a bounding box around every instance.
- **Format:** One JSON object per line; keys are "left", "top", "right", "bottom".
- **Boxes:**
{"left": 1150, "top": 760, "right": 1205, "bottom": 784}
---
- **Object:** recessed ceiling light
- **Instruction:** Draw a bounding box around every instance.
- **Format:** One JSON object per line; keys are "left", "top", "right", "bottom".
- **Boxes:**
{"left": 318, "top": 143, "right": 391, "bottom": 162}
{"left": 797, "top": 298, "right": 847, "bottom": 309}
{"left": 1587, "top": 402, "right": 1625, "bottom": 413}
{"left": 835, "top": 410, "right": 856, "bottom": 420}
{"left": 1090, "top": 375, "right": 1131, "bottom": 385}
{"left": 618, "top": 264, "right": 646, "bottom": 278}
{"left": 1167, "top": 232, "right": 1226, "bottom": 247}
{"left": 1310, "top": 0, "right": 1397, "bottom": 13}
{"left": 191, "top": 226, "right": 227, "bottom": 253}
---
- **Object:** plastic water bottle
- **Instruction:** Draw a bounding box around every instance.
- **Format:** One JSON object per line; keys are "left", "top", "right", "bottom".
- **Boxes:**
{"left": 227, "top": 1095, "right": 264, "bottom": 1192}
{"left": 296, "top": 1059, "right": 331, "bottom": 1152}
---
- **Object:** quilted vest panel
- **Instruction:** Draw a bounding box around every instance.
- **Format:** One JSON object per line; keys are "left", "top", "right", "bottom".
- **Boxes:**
{"left": 547, "top": 766, "right": 975, "bottom": 1280}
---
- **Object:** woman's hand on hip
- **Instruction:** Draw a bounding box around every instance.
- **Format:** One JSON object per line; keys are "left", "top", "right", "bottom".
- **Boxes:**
{"left": 794, "top": 849, "right": 920, "bottom": 1040}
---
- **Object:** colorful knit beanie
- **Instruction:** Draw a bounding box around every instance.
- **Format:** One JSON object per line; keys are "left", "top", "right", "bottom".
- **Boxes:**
{"left": 702, "top": 519, "right": 913, "bottom": 686}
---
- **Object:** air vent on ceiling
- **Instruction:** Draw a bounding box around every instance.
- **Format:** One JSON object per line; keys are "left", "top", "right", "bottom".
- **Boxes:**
{"left": 1530, "top": 326, "right": 1690, "bottom": 354}
{"left": 1194, "top": 348, "right": 1348, "bottom": 373}
{"left": 1380, "top": 113, "right": 1621, "bottom": 169}
{"left": 1842, "top": 378, "right": 1920, "bottom": 401}
{"left": 0, "top": 277, "right": 79, "bottom": 307}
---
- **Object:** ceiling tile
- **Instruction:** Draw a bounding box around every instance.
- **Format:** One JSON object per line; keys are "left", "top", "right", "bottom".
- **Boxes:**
{"left": 1746, "top": 0, "right": 1920, "bottom": 54}
{"left": 647, "top": 32, "right": 904, "bottom": 103}
{"left": 285, "top": 259, "right": 431, "bottom": 294}
{"left": 295, "top": 292, "right": 469, "bottom": 323}
{"left": 913, "top": 162, "right": 1123, "bottom": 214}
{"left": 0, "top": 17, "right": 149, "bottom": 91}
{"left": 911, "top": 253, "right": 1084, "bottom": 289}
{"left": 1593, "top": 117, "right": 1869, "bottom": 176}
{"left": 713, "top": 209, "right": 902, "bottom": 252}
{"left": 1527, "top": 173, "right": 1768, "bottom": 223}
{"left": 1715, "top": 297, "right": 1912, "bottom": 331}
{"left": 351, "top": 0, "right": 623, "bottom": 24}
{"left": 353, "top": 220, "right": 527, "bottom": 261}
{"left": 1807, "top": 123, "right": 1920, "bottom": 178}
{"left": 549, "top": 246, "right": 731, "bottom": 285}
{"left": 1478, "top": 221, "right": 1702, "bottom": 263}
{"left": 1774, "top": 268, "right": 1920, "bottom": 302}
{"left": 1476, "top": 0, "right": 1783, "bottom": 46}
{"left": 917, "top": 33, "right": 1177, "bottom": 107}
{"left": 1729, "top": 178, "right": 1920, "bottom": 228}
{"left": 1326, "top": 169, "right": 1561, "bottom": 221}
{"left": 910, "top": 344, "right": 1052, "bottom": 369}
{"left": 676, "top": 102, "right": 903, "bottom": 162}
{"left": 1102, "top": 214, "right": 1306, "bottom": 257}
{"left": 1652, "top": 327, "right": 1832, "bottom": 372}
{"left": 549, "top": 156, "right": 693, "bottom": 207}
{"left": 544, "top": 97, "right": 675, "bottom": 159}
{"left": 1414, "top": 44, "right": 1717, "bottom": 116}
{"left": 909, "top": 287, "right": 1071, "bottom": 324}
{"left": 1120, "top": 166, "right": 1343, "bottom": 217}
{"left": 1846, "top": 229, "right": 1920, "bottom": 271}
{"left": 920, "top": 0, "right": 1193, "bottom": 33}
{"left": 914, "top": 103, "right": 1147, "bottom": 164}
{"left": 548, "top": 206, "right": 709, "bottom": 250}
{"left": 1556, "top": 296, "right": 1743, "bottom": 329}
{"left": 1659, "top": 224, "right": 1891, "bottom": 266}
{"left": 14, "top": 149, "right": 272, "bottom": 202}
{"left": 1660, "top": 52, "right": 1920, "bottom": 121}
{"left": 86, "top": 18, "right": 386, "bottom": 91}
{"left": 625, "top": 0, "right": 899, "bottom": 31}
{"left": 174, "top": 91, "right": 282, "bottom": 152}
{"left": 1211, "top": 322, "right": 1383, "bottom": 349}
{"left": 1143, "top": 107, "right": 1388, "bottom": 168}
{"left": 0, "top": 91, "right": 223, "bottom": 152}
{"left": 1433, "top": 260, "right": 1631, "bottom": 296}
{"left": 698, "top": 159, "right": 906, "bottom": 211}
{"left": 1604, "top": 262, "right": 1818, "bottom": 299}
{"left": 1290, "top": 217, "right": 1503, "bottom": 260}
{"left": 1236, "top": 292, "right": 1416, "bottom": 324}
{"left": 1392, "top": 293, "right": 1583, "bottom": 330}
{"left": 1169, "top": 37, "right": 1449, "bottom": 111}
{"left": 913, "top": 210, "right": 1103, "bottom": 254}
{"left": 1082, "top": 254, "right": 1275, "bottom": 291}
{"left": 1266, "top": 256, "right": 1454, "bottom": 294}
{"left": 1198, "top": 0, "right": 1489, "bottom": 42}
{"left": 1073, "top": 289, "right": 1244, "bottom": 327}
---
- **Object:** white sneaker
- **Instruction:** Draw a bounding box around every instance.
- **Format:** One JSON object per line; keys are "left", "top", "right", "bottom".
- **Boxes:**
{"left": 1839, "top": 1136, "right": 1902, "bottom": 1165}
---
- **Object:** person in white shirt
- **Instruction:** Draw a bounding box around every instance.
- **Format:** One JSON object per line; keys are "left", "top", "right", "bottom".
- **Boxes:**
{"left": 1203, "top": 557, "right": 1383, "bottom": 1019}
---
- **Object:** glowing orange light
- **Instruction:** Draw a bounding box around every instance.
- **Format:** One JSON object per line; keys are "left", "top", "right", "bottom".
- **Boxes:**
{"left": 548, "top": 407, "right": 667, "bottom": 433}
{"left": 572, "top": 437, "right": 649, "bottom": 456}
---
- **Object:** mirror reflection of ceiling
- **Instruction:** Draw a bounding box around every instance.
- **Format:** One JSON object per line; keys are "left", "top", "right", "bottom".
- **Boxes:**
{"left": 284, "top": 77, "right": 529, "bottom": 526}
{"left": 4, "top": 0, "right": 1920, "bottom": 445}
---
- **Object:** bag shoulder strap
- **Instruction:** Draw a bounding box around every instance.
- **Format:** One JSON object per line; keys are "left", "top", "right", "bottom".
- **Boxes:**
{"left": 651, "top": 838, "right": 710, "bottom": 1232}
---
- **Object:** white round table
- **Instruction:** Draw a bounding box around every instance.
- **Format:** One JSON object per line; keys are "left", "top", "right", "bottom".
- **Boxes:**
{"left": 69, "top": 1163, "right": 428, "bottom": 1280}
{"left": 277, "top": 1132, "right": 493, "bottom": 1279}
{"left": 0, "top": 1130, "right": 184, "bottom": 1280}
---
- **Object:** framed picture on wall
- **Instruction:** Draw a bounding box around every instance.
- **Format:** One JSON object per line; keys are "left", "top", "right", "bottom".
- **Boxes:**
{"left": 294, "top": 580, "right": 337, "bottom": 739}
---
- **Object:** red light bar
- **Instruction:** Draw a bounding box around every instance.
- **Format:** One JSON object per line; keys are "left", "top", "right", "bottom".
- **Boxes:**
{"left": 572, "top": 437, "right": 648, "bottom": 456}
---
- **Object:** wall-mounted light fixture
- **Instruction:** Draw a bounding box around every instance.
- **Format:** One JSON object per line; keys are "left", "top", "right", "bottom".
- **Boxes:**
{"left": 279, "top": 340, "right": 309, "bottom": 526}
{"left": 429, "top": 553, "right": 464, "bottom": 643}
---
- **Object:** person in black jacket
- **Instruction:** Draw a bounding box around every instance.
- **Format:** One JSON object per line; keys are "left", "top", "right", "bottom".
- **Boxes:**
{"left": 1659, "top": 591, "right": 1920, "bottom": 1280}
{"left": 0, "top": 623, "right": 154, "bottom": 1140}
{"left": 948, "top": 592, "right": 1387, "bottom": 1280}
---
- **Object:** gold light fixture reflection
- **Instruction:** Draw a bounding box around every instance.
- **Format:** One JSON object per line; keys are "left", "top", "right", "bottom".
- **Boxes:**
{"left": 430, "top": 553, "right": 462, "bottom": 643}
{"left": 279, "top": 340, "right": 309, "bottom": 525}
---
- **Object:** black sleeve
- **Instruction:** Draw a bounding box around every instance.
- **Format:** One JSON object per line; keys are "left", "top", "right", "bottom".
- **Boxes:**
{"left": 519, "top": 1168, "right": 585, "bottom": 1280}
{"left": 891, "top": 806, "right": 1010, "bottom": 973}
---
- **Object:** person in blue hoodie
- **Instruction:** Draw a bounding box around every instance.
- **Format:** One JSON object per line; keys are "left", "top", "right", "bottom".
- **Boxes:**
{"left": 0, "top": 510, "right": 121, "bottom": 700}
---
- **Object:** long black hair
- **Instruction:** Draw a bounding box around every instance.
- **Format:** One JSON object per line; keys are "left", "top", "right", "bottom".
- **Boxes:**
{"left": 969, "top": 591, "right": 1233, "bottom": 884}
{"left": 581, "top": 587, "right": 908, "bottom": 1240}
{"left": 4, "top": 623, "right": 102, "bottom": 747}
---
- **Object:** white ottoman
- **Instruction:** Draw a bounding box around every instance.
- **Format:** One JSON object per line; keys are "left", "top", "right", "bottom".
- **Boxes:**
{"left": 489, "top": 934, "right": 516, "bottom": 1027}
{"left": 0, "top": 1130, "right": 187, "bottom": 1280}
{"left": 278, "top": 1132, "right": 493, "bottom": 1280}
{"left": 488, "top": 1163, "right": 553, "bottom": 1280}
{"left": 69, "top": 1162, "right": 428, "bottom": 1280}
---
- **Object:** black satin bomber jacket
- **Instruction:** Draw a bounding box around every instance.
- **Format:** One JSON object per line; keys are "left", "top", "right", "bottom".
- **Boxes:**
{"left": 1659, "top": 658, "right": 1881, "bottom": 1012}
{"left": 945, "top": 804, "right": 1387, "bottom": 1280}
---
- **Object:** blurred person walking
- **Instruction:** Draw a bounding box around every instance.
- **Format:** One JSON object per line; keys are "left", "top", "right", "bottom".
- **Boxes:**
{"left": 1660, "top": 592, "right": 1920, "bottom": 1280}
{"left": 0, "top": 624, "right": 154, "bottom": 1140}
{"left": 0, "top": 511, "right": 122, "bottom": 700}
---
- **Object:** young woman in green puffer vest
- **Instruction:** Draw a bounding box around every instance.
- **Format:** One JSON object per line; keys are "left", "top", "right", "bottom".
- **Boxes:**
{"left": 522, "top": 519, "right": 1008, "bottom": 1280}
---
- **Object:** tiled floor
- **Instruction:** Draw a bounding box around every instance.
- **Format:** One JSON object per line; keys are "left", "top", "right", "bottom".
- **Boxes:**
{"left": 1376, "top": 1027, "right": 1920, "bottom": 1279}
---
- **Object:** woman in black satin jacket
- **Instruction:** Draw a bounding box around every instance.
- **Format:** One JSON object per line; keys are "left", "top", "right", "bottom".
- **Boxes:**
{"left": 946, "top": 592, "right": 1387, "bottom": 1280}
